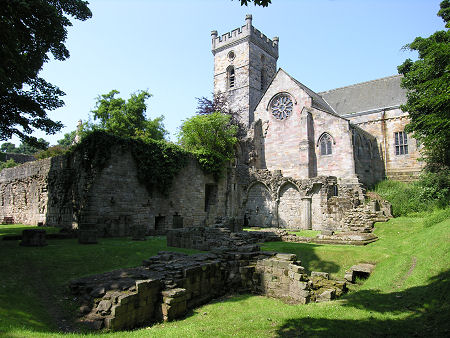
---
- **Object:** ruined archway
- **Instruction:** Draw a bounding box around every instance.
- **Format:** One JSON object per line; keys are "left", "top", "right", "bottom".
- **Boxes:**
{"left": 277, "top": 182, "right": 302, "bottom": 229}
{"left": 244, "top": 182, "right": 273, "bottom": 227}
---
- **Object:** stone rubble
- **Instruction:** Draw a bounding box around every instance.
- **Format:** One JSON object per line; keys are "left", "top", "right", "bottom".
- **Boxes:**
{"left": 70, "top": 250, "right": 347, "bottom": 331}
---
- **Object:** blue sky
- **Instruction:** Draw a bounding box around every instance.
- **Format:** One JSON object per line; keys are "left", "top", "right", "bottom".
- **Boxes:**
{"left": 5, "top": 0, "right": 445, "bottom": 145}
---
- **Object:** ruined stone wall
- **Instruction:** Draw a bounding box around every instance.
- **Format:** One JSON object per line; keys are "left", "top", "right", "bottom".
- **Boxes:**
{"left": 70, "top": 250, "right": 347, "bottom": 331}
{"left": 0, "top": 157, "right": 54, "bottom": 225}
{"left": 83, "top": 149, "right": 227, "bottom": 236}
{"left": 0, "top": 147, "right": 229, "bottom": 234}
{"left": 236, "top": 168, "right": 365, "bottom": 231}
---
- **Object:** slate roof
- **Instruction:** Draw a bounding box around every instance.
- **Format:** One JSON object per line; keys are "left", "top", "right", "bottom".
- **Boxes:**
{"left": 318, "top": 75, "right": 407, "bottom": 116}
{"left": 279, "top": 69, "right": 338, "bottom": 116}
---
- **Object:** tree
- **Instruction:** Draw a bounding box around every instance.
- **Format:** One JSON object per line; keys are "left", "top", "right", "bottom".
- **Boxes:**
{"left": 57, "top": 131, "right": 76, "bottom": 148}
{"left": 89, "top": 90, "right": 167, "bottom": 141}
{"left": 0, "top": 142, "right": 17, "bottom": 153}
{"left": 239, "top": 0, "right": 272, "bottom": 7}
{"left": 0, "top": 0, "right": 92, "bottom": 147}
{"left": 16, "top": 138, "right": 49, "bottom": 154}
{"left": 0, "top": 138, "right": 48, "bottom": 154}
{"left": 177, "top": 112, "right": 238, "bottom": 177}
{"left": 196, "top": 91, "right": 246, "bottom": 137}
{"left": 0, "top": 159, "right": 18, "bottom": 171}
{"left": 398, "top": 0, "right": 450, "bottom": 169}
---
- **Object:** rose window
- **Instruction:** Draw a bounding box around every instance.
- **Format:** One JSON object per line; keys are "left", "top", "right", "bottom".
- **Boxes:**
{"left": 271, "top": 94, "right": 293, "bottom": 120}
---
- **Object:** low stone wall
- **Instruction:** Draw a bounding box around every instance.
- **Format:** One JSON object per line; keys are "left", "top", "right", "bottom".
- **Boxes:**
{"left": 70, "top": 250, "right": 347, "bottom": 331}
{"left": 166, "top": 226, "right": 268, "bottom": 251}
{"left": 167, "top": 226, "right": 378, "bottom": 249}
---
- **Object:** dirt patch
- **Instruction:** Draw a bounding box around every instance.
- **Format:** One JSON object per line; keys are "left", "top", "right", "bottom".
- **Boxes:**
{"left": 395, "top": 256, "right": 417, "bottom": 288}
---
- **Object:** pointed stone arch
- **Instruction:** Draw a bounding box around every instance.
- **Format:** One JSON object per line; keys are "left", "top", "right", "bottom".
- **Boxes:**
{"left": 317, "top": 132, "right": 335, "bottom": 156}
{"left": 244, "top": 181, "right": 273, "bottom": 228}
{"left": 277, "top": 182, "right": 302, "bottom": 229}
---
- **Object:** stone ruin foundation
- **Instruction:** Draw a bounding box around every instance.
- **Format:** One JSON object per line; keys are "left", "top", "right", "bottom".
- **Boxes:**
{"left": 70, "top": 249, "right": 347, "bottom": 331}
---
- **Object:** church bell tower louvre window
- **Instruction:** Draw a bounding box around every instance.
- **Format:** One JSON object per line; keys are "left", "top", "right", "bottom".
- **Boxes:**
{"left": 227, "top": 66, "right": 235, "bottom": 89}
{"left": 394, "top": 131, "right": 408, "bottom": 155}
{"left": 270, "top": 93, "right": 293, "bottom": 120}
{"left": 318, "top": 133, "right": 333, "bottom": 155}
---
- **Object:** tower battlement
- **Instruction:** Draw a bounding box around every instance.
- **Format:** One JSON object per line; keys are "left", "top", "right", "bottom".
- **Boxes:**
{"left": 211, "top": 15, "right": 278, "bottom": 58}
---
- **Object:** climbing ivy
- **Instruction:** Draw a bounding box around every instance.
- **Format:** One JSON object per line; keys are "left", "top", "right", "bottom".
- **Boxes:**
{"left": 70, "top": 131, "right": 190, "bottom": 195}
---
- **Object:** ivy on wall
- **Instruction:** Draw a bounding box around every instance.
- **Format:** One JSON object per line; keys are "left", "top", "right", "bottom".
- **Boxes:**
{"left": 70, "top": 131, "right": 190, "bottom": 194}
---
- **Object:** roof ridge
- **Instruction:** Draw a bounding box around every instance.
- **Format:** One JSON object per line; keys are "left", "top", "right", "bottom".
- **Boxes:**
{"left": 318, "top": 74, "right": 403, "bottom": 94}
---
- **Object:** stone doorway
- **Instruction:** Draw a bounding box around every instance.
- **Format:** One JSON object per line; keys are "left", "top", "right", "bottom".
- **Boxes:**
{"left": 244, "top": 182, "right": 273, "bottom": 227}
{"left": 278, "top": 183, "right": 302, "bottom": 229}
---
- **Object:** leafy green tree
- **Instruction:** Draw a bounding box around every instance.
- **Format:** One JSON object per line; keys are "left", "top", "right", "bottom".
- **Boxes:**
{"left": 0, "top": 0, "right": 92, "bottom": 147}
{"left": 239, "top": 0, "right": 272, "bottom": 7}
{"left": 90, "top": 90, "right": 167, "bottom": 141}
{"left": 0, "top": 138, "right": 48, "bottom": 154}
{"left": 0, "top": 142, "right": 17, "bottom": 153}
{"left": 0, "top": 159, "right": 18, "bottom": 171}
{"left": 178, "top": 112, "right": 238, "bottom": 177}
{"left": 34, "top": 145, "right": 67, "bottom": 159}
{"left": 57, "top": 131, "right": 76, "bottom": 148}
{"left": 16, "top": 138, "right": 49, "bottom": 155}
{"left": 398, "top": 0, "right": 450, "bottom": 169}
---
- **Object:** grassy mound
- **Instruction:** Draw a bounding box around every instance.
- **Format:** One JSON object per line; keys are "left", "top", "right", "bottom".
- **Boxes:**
{"left": 374, "top": 177, "right": 449, "bottom": 216}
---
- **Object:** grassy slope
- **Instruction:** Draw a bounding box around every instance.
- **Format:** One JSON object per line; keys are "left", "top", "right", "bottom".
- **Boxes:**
{"left": 1, "top": 210, "right": 449, "bottom": 337}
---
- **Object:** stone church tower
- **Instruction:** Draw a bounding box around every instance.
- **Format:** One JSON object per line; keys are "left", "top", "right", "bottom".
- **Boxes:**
{"left": 211, "top": 15, "right": 279, "bottom": 128}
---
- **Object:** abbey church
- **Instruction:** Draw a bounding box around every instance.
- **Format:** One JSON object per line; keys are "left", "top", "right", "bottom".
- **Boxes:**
{"left": 212, "top": 15, "right": 423, "bottom": 187}
{"left": 0, "top": 16, "right": 424, "bottom": 233}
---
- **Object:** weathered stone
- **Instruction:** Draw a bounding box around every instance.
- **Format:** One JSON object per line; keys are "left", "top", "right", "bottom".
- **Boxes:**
{"left": 275, "top": 253, "right": 297, "bottom": 261}
{"left": 311, "top": 271, "right": 329, "bottom": 279}
{"left": 70, "top": 250, "right": 347, "bottom": 331}
{"left": 316, "top": 289, "right": 336, "bottom": 302}
{"left": 97, "top": 300, "right": 112, "bottom": 315}
{"left": 20, "top": 229, "right": 47, "bottom": 247}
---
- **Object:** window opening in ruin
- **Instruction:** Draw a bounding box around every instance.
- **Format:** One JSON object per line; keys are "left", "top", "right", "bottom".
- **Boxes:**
{"left": 155, "top": 216, "right": 166, "bottom": 232}
{"left": 394, "top": 131, "right": 408, "bottom": 155}
{"left": 356, "top": 135, "right": 362, "bottom": 157}
{"left": 227, "top": 66, "right": 235, "bottom": 88}
{"left": 173, "top": 215, "right": 183, "bottom": 229}
{"left": 319, "top": 133, "right": 333, "bottom": 155}
{"left": 333, "top": 185, "right": 338, "bottom": 196}
{"left": 261, "top": 69, "right": 264, "bottom": 90}
{"left": 204, "top": 184, "right": 218, "bottom": 212}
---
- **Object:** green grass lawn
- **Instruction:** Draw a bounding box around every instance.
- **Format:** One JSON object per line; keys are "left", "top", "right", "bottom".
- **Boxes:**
{"left": 0, "top": 208, "right": 449, "bottom": 337}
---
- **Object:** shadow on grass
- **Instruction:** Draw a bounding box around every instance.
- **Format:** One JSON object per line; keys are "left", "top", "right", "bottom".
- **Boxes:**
{"left": 276, "top": 270, "right": 450, "bottom": 337}
{"left": 261, "top": 242, "right": 340, "bottom": 275}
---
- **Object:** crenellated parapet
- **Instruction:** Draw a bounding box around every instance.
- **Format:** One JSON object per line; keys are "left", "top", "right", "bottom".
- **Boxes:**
{"left": 211, "top": 14, "right": 279, "bottom": 58}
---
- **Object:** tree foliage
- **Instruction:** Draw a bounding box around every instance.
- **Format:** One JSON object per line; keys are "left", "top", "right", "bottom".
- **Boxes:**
{"left": 0, "top": 159, "right": 18, "bottom": 171}
{"left": 72, "top": 131, "right": 189, "bottom": 194}
{"left": 196, "top": 92, "right": 246, "bottom": 137}
{"left": 89, "top": 90, "right": 167, "bottom": 141}
{"left": 57, "top": 131, "right": 76, "bottom": 148}
{"left": 0, "top": 138, "right": 49, "bottom": 154}
{"left": 0, "top": 0, "right": 92, "bottom": 147}
{"left": 398, "top": 0, "right": 450, "bottom": 169}
{"left": 239, "top": 0, "right": 272, "bottom": 7}
{"left": 178, "top": 112, "right": 238, "bottom": 178}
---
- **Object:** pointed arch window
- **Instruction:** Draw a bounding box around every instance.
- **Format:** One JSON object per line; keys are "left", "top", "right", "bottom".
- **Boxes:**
{"left": 318, "top": 133, "right": 333, "bottom": 155}
{"left": 227, "top": 66, "right": 235, "bottom": 89}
